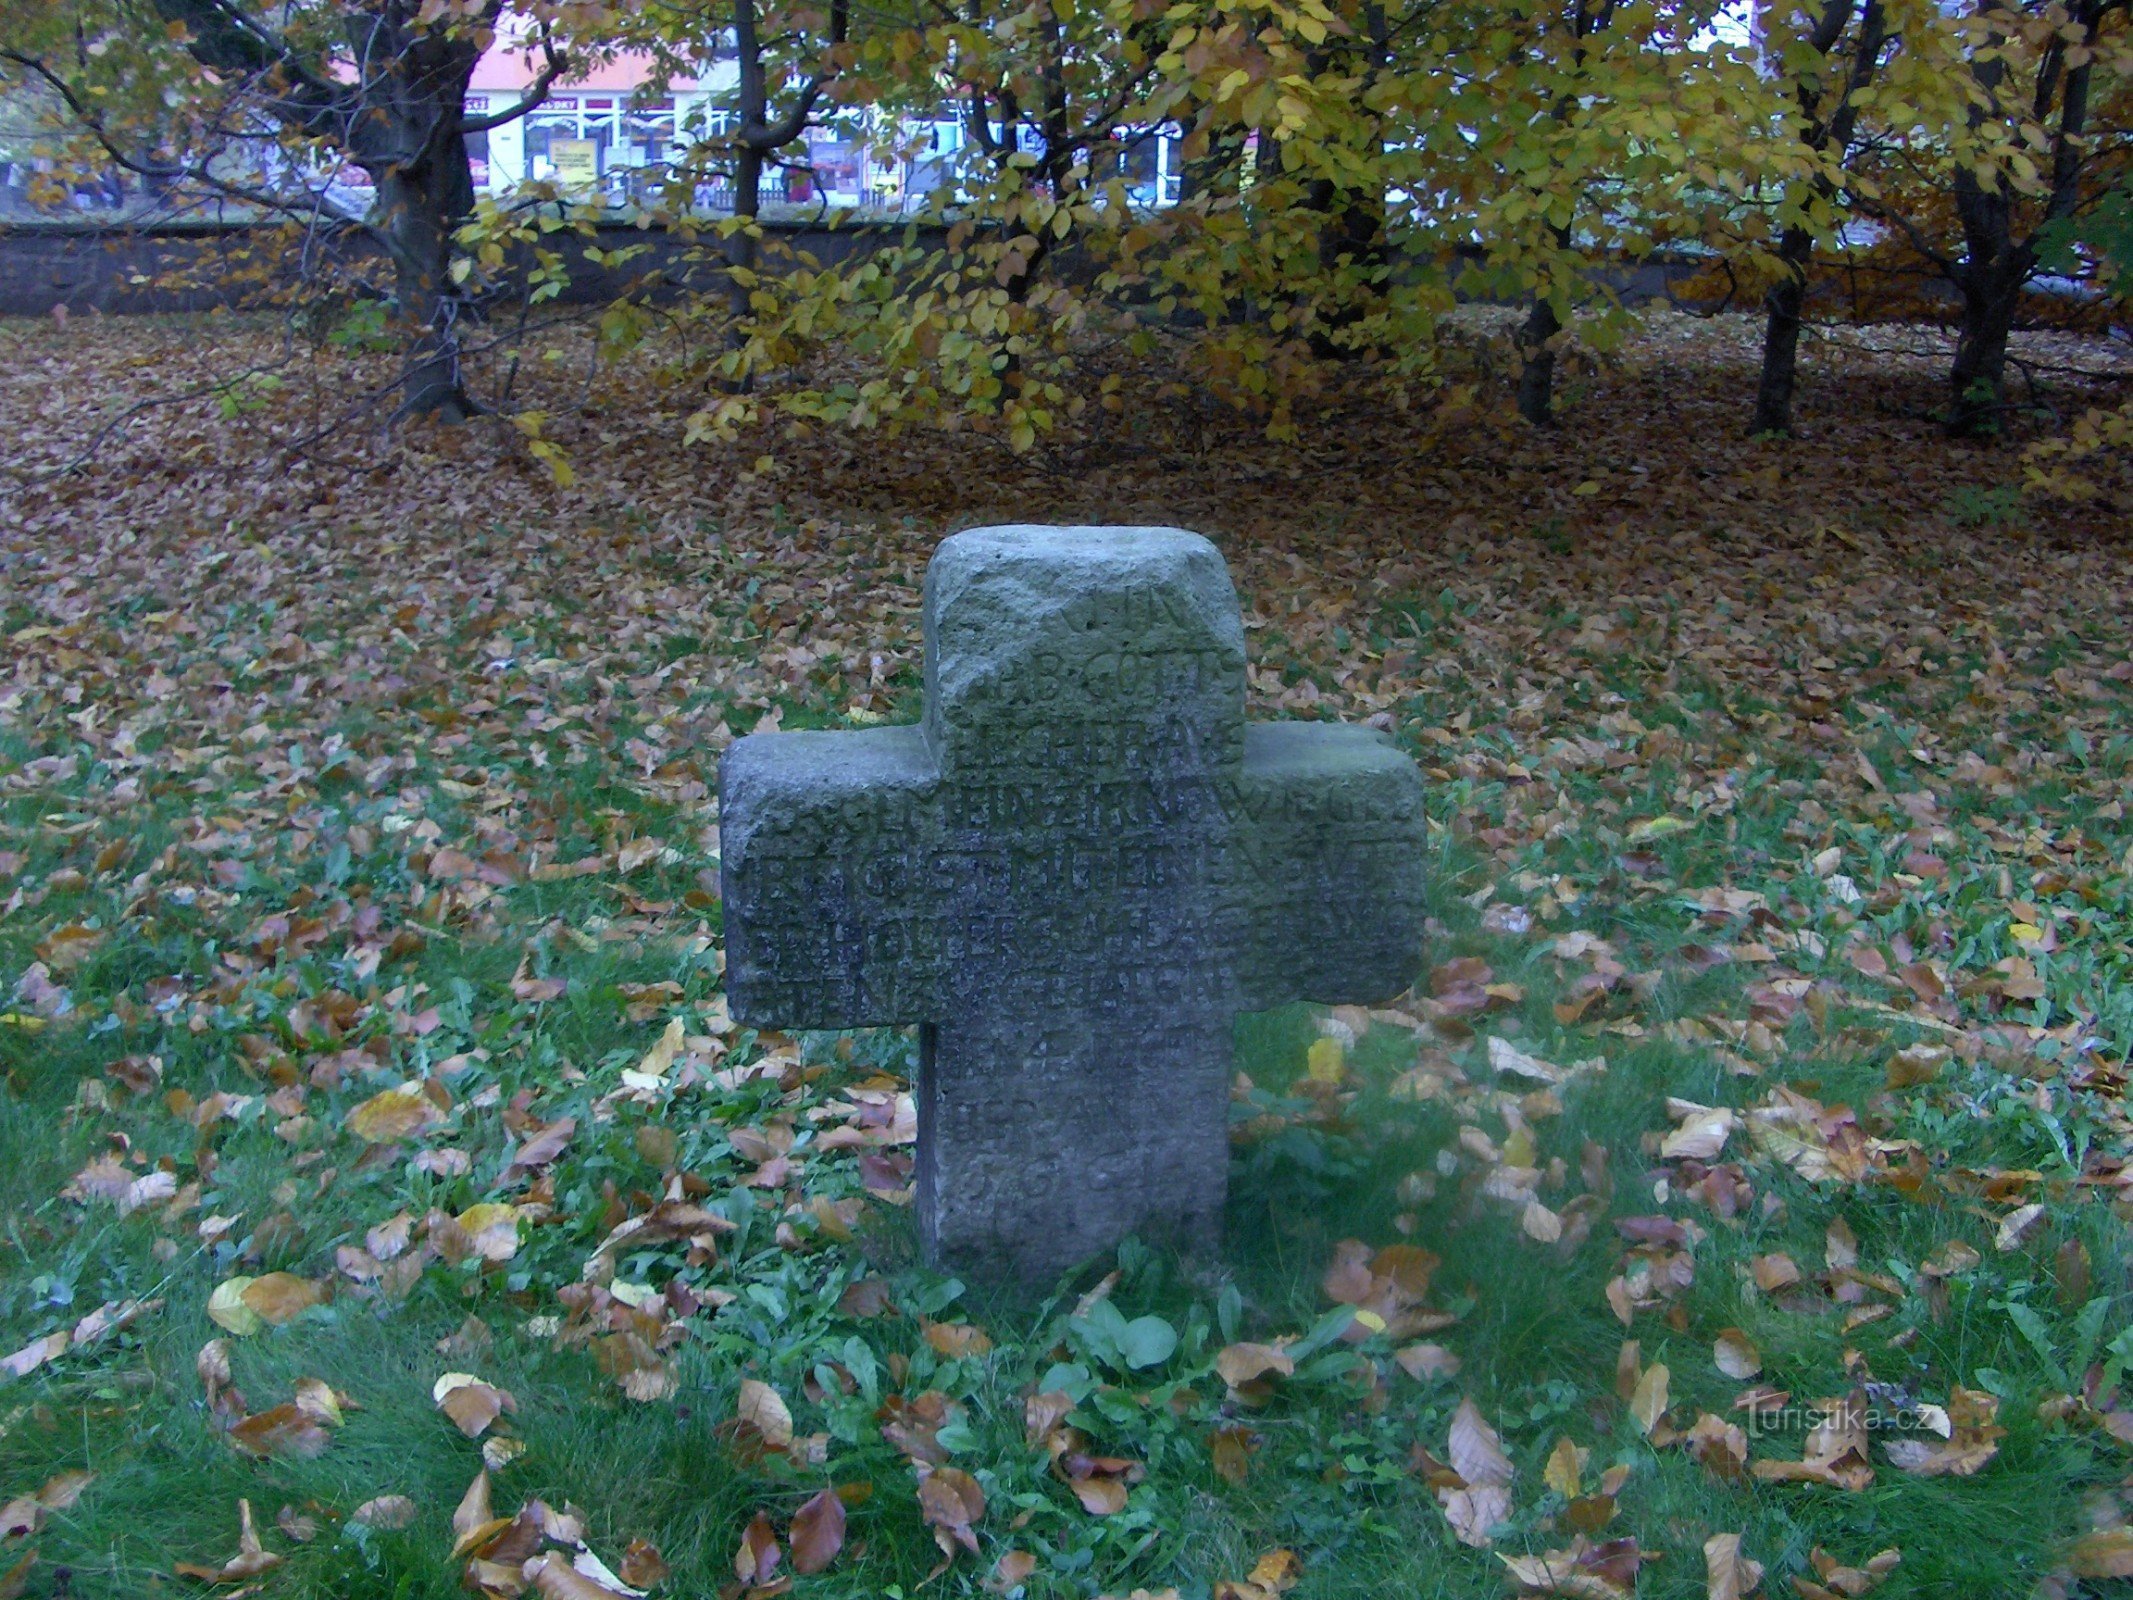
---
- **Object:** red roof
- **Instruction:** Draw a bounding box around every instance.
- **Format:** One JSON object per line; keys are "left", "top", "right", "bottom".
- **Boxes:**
{"left": 470, "top": 43, "right": 705, "bottom": 95}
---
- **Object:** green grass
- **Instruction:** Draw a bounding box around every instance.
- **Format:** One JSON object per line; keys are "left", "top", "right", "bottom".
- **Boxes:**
{"left": 3, "top": 512, "right": 2133, "bottom": 1600}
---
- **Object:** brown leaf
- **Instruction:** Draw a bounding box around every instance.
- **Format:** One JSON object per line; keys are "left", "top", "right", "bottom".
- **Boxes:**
{"left": 1070, "top": 1475, "right": 1128, "bottom": 1515}
{"left": 733, "top": 1513, "right": 782, "bottom": 1587}
{"left": 789, "top": 1487, "right": 845, "bottom": 1575}
{"left": 1216, "top": 1342, "right": 1295, "bottom": 1388}
{"left": 1211, "top": 1426, "right": 1255, "bottom": 1484}
{"left": 922, "top": 1320, "right": 993, "bottom": 1358}
{"left": 1713, "top": 1328, "right": 1762, "bottom": 1379}
{"left": 228, "top": 1402, "right": 334, "bottom": 1459}
{"left": 434, "top": 1373, "right": 515, "bottom": 1439}
{"left": 1447, "top": 1397, "right": 1514, "bottom": 1488}
{"left": 1750, "top": 1391, "right": 1874, "bottom": 1491}
{"left": 527, "top": 1552, "right": 637, "bottom": 1599}
{"left": 1439, "top": 1398, "right": 1514, "bottom": 1548}
{"left": 2069, "top": 1528, "right": 2133, "bottom": 1580}
{"left": 1750, "top": 1253, "right": 1801, "bottom": 1292}
{"left": 1393, "top": 1342, "right": 1461, "bottom": 1380}
{"left": 1543, "top": 1436, "right": 1585, "bottom": 1498}
{"left": 238, "top": 1271, "right": 325, "bottom": 1326}
{"left": 918, "top": 1466, "right": 985, "bottom": 1556}
{"left": 1685, "top": 1412, "right": 1749, "bottom": 1481}
{"left": 347, "top": 1083, "right": 443, "bottom": 1143}
{"left": 1703, "top": 1532, "right": 1764, "bottom": 1600}
{"left": 987, "top": 1550, "right": 1039, "bottom": 1592}
{"left": 172, "top": 1498, "right": 280, "bottom": 1584}
{"left": 737, "top": 1378, "right": 795, "bottom": 1452}
{"left": 351, "top": 1495, "right": 418, "bottom": 1529}
{"left": 0, "top": 1332, "right": 67, "bottom": 1380}
{"left": 618, "top": 1538, "right": 671, "bottom": 1589}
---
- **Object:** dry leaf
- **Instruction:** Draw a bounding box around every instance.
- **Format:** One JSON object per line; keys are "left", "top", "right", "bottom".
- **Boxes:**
{"left": 789, "top": 1487, "right": 845, "bottom": 1575}
{"left": 732, "top": 1512, "right": 781, "bottom": 1588}
{"left": 172, "top": 1498, "right": 280, "bottom": 1583}
{"left": 918, "top": 1466, "right": 985, "bottom": 1557}
{"left": 1393, "top": 1342, "right": 1460, "bottom": 1380}
{"left": 434, "top": 1373, "right": 515, "bottom": 1439}
{"left": 2069, "top": 1528, "right": 2133, "bottom": 1580}
{"left": 351, "top": 1495, "right": 418, "bottom": 1528}
{"left": 1216, "top": 1342, "right": 1295, "bottom": 1387}
{"left": 228, "top": 1402, "right": 334, "bottom": 1459}
{"left": 1703, "top": 1532, "right": 1764, "bottom": 1600}
{"left": 347, "top": 1083, "right": 443, "bottom": 1143}
{"left": 1713, "top": 1328, "right": 1762, "bottom": 1379}
{"left": 1629, "top": 1362, "right": 1670, "bottom": 1435}
{"left": 1543, "top": 1436, "right": 1586, "bottom": 1498}
{"left": 736, "top": 1378, "right": 795, "bottom": 1451}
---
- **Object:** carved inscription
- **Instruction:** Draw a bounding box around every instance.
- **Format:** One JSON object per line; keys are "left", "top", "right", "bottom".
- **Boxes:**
{"left": 720, "top": 526, "right": 1430, "bottom": 1280}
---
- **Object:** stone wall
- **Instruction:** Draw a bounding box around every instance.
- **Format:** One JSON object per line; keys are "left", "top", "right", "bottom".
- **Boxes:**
{"left": 0, "top": 217, "right": 948, "bottom": 317}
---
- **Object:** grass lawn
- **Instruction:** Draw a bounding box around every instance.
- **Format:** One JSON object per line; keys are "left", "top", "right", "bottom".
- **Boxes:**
{"left": 1, "top": 309, "right": 2132, "bottom": 1599}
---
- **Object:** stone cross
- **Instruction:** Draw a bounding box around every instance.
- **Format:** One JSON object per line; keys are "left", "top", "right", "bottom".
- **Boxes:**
{"left": 719, "top": 526, "right": 1428, "bottom": 1280}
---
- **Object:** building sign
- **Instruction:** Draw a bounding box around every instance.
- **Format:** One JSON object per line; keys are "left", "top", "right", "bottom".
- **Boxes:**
{"left": 550, "top": 138, "right": 599, "bottom": 186}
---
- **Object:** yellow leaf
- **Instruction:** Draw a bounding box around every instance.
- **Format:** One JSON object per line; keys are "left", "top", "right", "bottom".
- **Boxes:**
{"left": 240, "top": 1273, "right": 324, "bottom": 1325}
{"left": 207, "top": 1278, "right": 265, "bottom": 1337}
{"left": 456, "top": 1203, "right": 520, "bottom": 1262}
{"left": 637, "top": 1016, "right": 685, "bottom": 1080}
{"left": 1630, "top": 1362, "right": 1670, "bottom": 1435}
{"left": 1306, "top": 1036, "right": 1345, "bottom": 1083}
{"left": 1543, "top": 1435, "right": 1585, "bottom": 1498}
{"left": 736, "top": 1377, "right": 794, "bottom": 1450}
{"left": 347, "top": 1084, "right": 441, "bottom": 1144}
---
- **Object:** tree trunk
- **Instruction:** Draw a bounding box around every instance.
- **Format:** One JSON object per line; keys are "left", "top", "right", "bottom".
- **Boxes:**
{"left": 1947, "top": 267, "right": 2023, "bottom": 438}
{"left": 1304, "top": 171, "right": 1387, "bottom": 357}
{"left": 1753, "top": 225, "right": 1813, "bottom": 435}
{"left": 1179, "top": 123, "right": 1248, "bottom": 202}
{"left": 373, "top": 117, "right": 480, "bottom": 423}
{"left": 729, "top": 143, "right": 763, "bottom": 327}
{"left": 1516, "top": 293, "right": 1562, "bottom": 425}
{"left": 1947, "top": 169, "right": 2026, "bottom": 439}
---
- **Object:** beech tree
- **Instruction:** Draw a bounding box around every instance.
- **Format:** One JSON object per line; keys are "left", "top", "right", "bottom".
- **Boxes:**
{"left": 1939, "top": 0, "right": 2133, "bottom": 434}
{"left": 0, "top": 0, "right": 603, "bottom": 420}
{"left": 1749, "top": 0, "right": 1889, "bottom": 435}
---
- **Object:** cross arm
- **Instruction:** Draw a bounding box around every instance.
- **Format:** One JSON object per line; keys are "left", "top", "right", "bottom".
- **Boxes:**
{"left": 1228, "top": 723, "right": 1430, "bottom": 1012}
{"left": 719, "top": 726, "right": 945, "bottom": 1030}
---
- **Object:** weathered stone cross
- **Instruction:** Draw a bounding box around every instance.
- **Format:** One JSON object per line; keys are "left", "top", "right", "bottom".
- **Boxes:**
{"left": 719, "top": 526, "right": 1428, "bottom": 1280}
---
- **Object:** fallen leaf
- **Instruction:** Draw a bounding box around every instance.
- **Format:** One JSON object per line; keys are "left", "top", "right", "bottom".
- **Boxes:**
{"left": 228, "top": 1402, "right": 334, "bottom": 1459}
{"left": 1660, "top": 1103, "right": 1737, "bottom": 1161}
{"left": 918, "top": 1466, "right": 985, "bottom": 1558}
{"left": 789, "top": 1487, "right": 845, "bottom": 1575}
{"left": 0, "top": 1331, "right": 67, "bottom": 1379}
{"left": 1703, "top": 1532, "right": 1764, "bottom": 1600}
{"left": 2069, "top": 1527, "right": 2133, "bottom": 1579}
{"left": 736, "top": 1378, "right": 795, "bottom": 1452}
{"left": 347, "top": 1083, "right": 443, "bottom": 1143}
{"left": 1750, "top": 1254, "right": 1800, "bottom": 1292}
{"left": 434, "top": 1373, "right": 515, "bottom": 1438}
{"left": 1713, "top": 1328, "right": 1761, "bottom": 1379}
{"left": 239, "top": 1272, "right": 324, "bottom": 1325}
{"left": 1393, "top": 1342, "right": 1460, "bottom": 1381}
{"left": 1543, "top": 1436, "right": 1585, "bottom": 1498}
{"left": 351, "top": 1495, "right": 417, "bottom": 1528}
{"left": 1629, "top": 1363, "right": 1670, "bottom": 1435}
{"left": 172, "top": 1498, "right": 280, "bottom": 1583}
{"left": 1216, "top": 1342, "right": 1295, "bottom": 1388}
{"left": 1440, "top": 1398, "right": 1514, "bottom": 1547}
{"left": 732, "top": 1512, "right": 781, "bottom": 1588}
